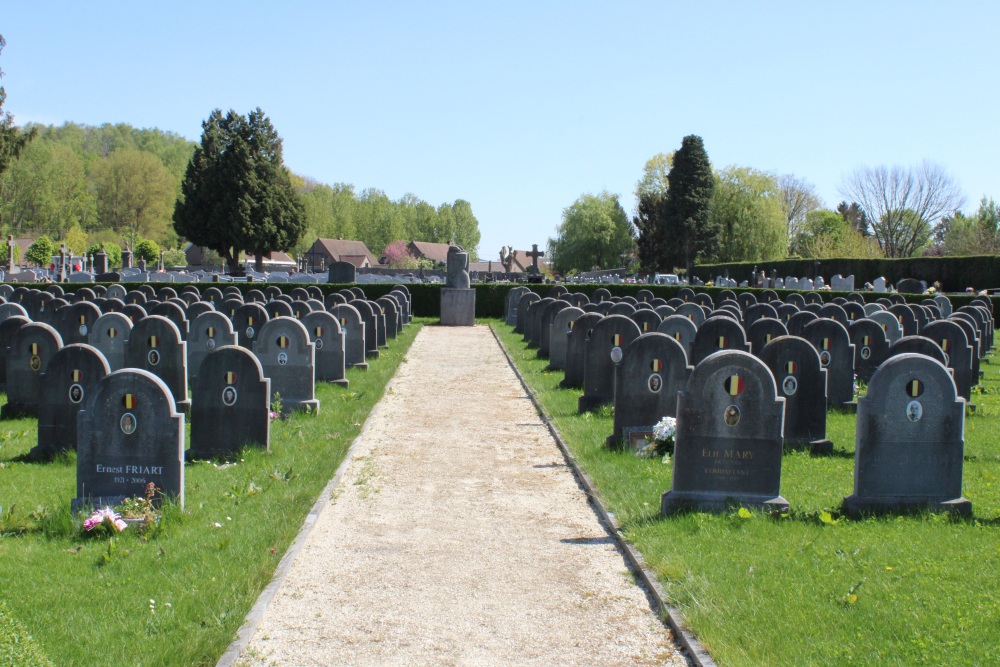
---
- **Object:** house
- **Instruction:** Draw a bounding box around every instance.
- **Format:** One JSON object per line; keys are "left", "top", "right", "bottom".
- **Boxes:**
{"left": 469, "top": 261, "right": 505, "bottom": 274}
{"left": 303, "top": 239, "right": 377, "bottom": 271}
{"left": 407, "top": 241, "right": 452, "bottom": 266}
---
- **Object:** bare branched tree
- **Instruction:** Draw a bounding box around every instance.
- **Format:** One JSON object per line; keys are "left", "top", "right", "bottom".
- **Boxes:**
{"left": 779, "top": 174, "right": 822, "bottom": 251}
{"left": 840, "top": 161, "right": 964, "bottom": 257}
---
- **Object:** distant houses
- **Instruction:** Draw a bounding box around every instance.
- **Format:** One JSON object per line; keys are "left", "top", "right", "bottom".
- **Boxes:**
{"left": 302, "top": 239, "right": 378, "bottom": 272}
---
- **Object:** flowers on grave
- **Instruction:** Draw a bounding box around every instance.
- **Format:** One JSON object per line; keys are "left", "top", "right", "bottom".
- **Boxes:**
{"left": 115, "top": 482, "right": 161, "bottom": 523}
{"left": 83, "top": 507, "right": 128, "bottom": 534}
{"left": 637, "top": 416, "right": 677, "bottom": 459}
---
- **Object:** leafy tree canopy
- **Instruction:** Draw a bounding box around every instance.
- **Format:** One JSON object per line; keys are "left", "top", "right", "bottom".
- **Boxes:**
{"left": 711, "top": 166, "right": 786, "bottom": 263}
{"left": 548, "top": 191, "right": 635, "bottom": 274}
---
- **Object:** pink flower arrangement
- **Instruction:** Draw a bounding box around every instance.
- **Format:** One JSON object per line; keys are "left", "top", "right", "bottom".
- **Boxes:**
{"left": 83, "top": 507, "right": 128, "bottom": 533}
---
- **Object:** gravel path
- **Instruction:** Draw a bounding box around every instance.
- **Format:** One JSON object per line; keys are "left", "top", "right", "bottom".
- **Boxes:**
{"left": 236, "top": 325, "right": 686, "bottom": 666}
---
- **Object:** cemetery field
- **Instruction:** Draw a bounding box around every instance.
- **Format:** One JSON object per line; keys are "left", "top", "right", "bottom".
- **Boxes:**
{"left": 494, "top": 321, "right": 1000, "bottom": 667}
{"left": 0, "top": 320, "right": 423, "bottom": 667}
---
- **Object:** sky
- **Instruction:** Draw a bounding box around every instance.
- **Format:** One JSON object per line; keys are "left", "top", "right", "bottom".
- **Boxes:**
{"left": 3, "top": 2, "right": 999, "bottom": 260}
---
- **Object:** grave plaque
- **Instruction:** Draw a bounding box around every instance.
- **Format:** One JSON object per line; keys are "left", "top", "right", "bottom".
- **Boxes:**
{"left": 302, "top": 310, "right": 348, "bottom": 386}
{"left": 0, "top": 315, "right": 30, "bottom": 391}
{"left": 74, "top": 369, "right": 184, "bottom": 510}
{"left": 802, "top": 318, "right": 855, "bottom": 409}
{"left": 188, "top": 311, "right": 239, "bottom": 383}
{"left": 123, "top": 315, "right": 190, "bottom": 413}
{"left": 579, "top": 315, "right": 641, "bottom": 412}
{"left": 189, "top": 345, "right": 271, "bottom": 459}
{"left": 2, "top": 322, "right": 64, "bottom": 419}
{"left": 330, "top": 303, "right": 368, "bottom": 370}
{"left": 561, "top": 312, "right": 603, "bottom": 389}
{"left": 253, "top": 316, "right": 320, "bottom": 415}
{"left": 548, "top": 306, "right": 584, "bottom": 371}
{"left": 32, "top": 343, "right": 111, "bottom": 459}
{"left": 760, "top": 336, "right": 832, "bottom": 453}
{"left": 662, "top": 350, "right": 788, "bottom": 514}
{"left": 89, "top": 312, "right": 133, "bottom": 372}
{"left": 843, "top": 354, "right": 970, "bottom": 517}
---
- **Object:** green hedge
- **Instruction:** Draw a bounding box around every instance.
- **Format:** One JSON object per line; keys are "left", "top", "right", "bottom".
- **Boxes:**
{"left": 692, "top": 255, "right": 1000, "bottom": 293}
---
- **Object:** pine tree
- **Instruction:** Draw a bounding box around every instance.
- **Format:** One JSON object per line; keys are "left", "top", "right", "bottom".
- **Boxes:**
{"left": 661, "top": 135, "right": 716, "bottom": 275}
{"left": 173, "top": 108, "right": 306, "bottom": 274}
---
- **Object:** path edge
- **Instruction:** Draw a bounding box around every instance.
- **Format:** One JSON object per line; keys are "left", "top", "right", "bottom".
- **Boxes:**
{"left": 216, "top": 327, "right": 423, "bottom": 667}
{"left": 490, "top": 322, "right": 717, "bottom": 667}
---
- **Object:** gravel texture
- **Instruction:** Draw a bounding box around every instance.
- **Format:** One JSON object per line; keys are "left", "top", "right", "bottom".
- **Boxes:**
{"left": 237, "top": 325, "right": 686, "bottom": 666}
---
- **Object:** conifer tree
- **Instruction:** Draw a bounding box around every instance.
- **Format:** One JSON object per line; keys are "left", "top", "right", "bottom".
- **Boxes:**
{"left": 661, "top": 135, "right": 716, "bottom": 275}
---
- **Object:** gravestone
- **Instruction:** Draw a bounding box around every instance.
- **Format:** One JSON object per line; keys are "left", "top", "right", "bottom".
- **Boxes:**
{"left": 843, "top": 354, "right": 970, "bottom": 517}
{"left": 743, "top": 303, "right": 778, "bottom": 330}
{"left": 690, "top": 316, "right": 751, "bottom": 365}
{"left": 657, "top": 315, "right": 698, "bottom": 361}
{"left": 389, "top": 288, "right": 412, "bottom": 325}
{"left": 607, "top": 302, "right": 636, "bottom": 317}
{"left": 0, "top": 316, "right": 30, "bottom": 391}
{"left": 661, "top": 350, "right": 788, "bottom": 514}
{"left": 537, "top": 299, "right": 569, "bottom": 359}
{"left": 56, "top": 300, "right": 102, "bottom": 346}
{"left": 302, "top": 311, "right": 348, "bottom": 386}
{"left": 0, "top": 302, "right": 29, "bottom": 324}
{"left": 330, "top": 303, "right": 368, "bottom": 370}
{"left": 515, "top": 292, "right": 540, "bottom": 335}
{"left": 868, "top": 310, "right": 903, "bottom": 345}
{"left": 848, "top": 318, "right": 891, "bottom": 383}
{"left": 441, "top": 244, "right": 475, "bottom": 326}
{"left": 253, "top": 316, "right": 320, "bottom": 415}
{"left": 376, "top": 296, "right": 401, "bottom": 338}
{"left": 747, "top": 318, "right": 788, "bottom": 358}
{"left": 124, "top": 315, "right": 190, "bottom": 413}
{"left": 187, "top": 301, "right": 216, "bottom": 321}
{"left": 352, "top": 300, "right": 380, "bottom": 359}
{"left": 630, "top": 308, "right": 661, "bottom": 336}
{"left": 895, "top": 278, "right": 926, "bottom": 294}
{"left": 842, "top": 301, "right": 866, "bottom": 323}
{"left": 89, "top": 312, "right": 133, "bottom": 372}
{"left": 608, "top": 333, "right": 692, "bottom": 449}
{"left": 188, "top": 311, "right": 239, "bottom": 384}
{"left": 233, "top": 303, "right": 270, "bottom": 350}
{"left": 694, "top": 293, "right": 714, "bottom": 308}
{"left": 505, "top": 287, "right": 530, "bottom": 326}
{"left": 189, "top": 345, "right": 271, "bottom": 459}
{"left": 2, "top": 322, "right": 63, "bottom": 419}
{"left": 802, "top": 318, "right": 856, "bottom": 409}
{"left": 32, "top": 344, "right": 111, "bottom": 459}
{"left": 265, "top": 299, "right": 294, "bottom": 319}
{"left": 922, "top": 319, "right": 975, "bottom": 401}
{"left": 591, "top": 288, "right": 612, "bottom": 303}
{"left": 328, "top": 261, "right": 356, "bottom": 284}
{"left": 932, "top": 295, "right": 953, "bottom": 318}
{"left": 151, "top": 300, "right": 190, "bottom": 340}
{"left": 561, "top": 312, "right": 603, "bottom": 389}
{"left": 548, "top": 306, "right": 584, "bottom": 371}
{"left": 760, "top": 336, "right": 832, "bottom": 453}
{"left": 74, "top": 369, "right": 185, "bottom": 510}
{"left": 579, "top": 315, "right": 641, "bottom": 412}
{"left": 786, "top": 311, "right": 818, "bottom": 338}
{"left": 325, "top": 292, "right": 347, "bottom": 309}
{"left": 122, "top": 304, "right": 148, "bottom": 325}
{"left": 676, "top": 302, "right": 706, "bottom": 327}
{"left": 887, "top": 335, "right": 947, "bottom": 367}
{"left": 818, "top": 303, "right": 849, "bottom": 327}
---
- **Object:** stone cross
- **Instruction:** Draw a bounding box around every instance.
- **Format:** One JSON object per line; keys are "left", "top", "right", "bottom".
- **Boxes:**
{"left": 59, "top": 245, "right": 68, "bottom": 282}
{"left": 7, "top": 235, "right": 14, "bottom": 271}
{"left": 527, "top": 244, "right": 545, "bottom": 272}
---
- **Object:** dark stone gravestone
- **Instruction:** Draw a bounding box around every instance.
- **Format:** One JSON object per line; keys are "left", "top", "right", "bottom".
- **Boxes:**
{"left": 661, "top": 350, "right": 788, "bottom": 514}
{"left": 957, "top": 306, "right": 990, "bottom": 355}
{"left": 188, "top": 311, "right": 239, "bottom": 384}
{"left": 37, "top": 298, "right": 67, "bottom": 327}
{"left": 187, "top": 301, "right": 216, "bottom": 321}
{"left": 676, "top": 302, "right": 706, "bottom": 327}
{"left": 124, "top": 315, "right": 190, "bottom": 413}
{"left": 895, "top": 278, "right": 925, "bottom": 294}
{"left": 907, "top": 303, "right": 929, "bottom": 333}
{"left": 760, "top": 336, "right": 831, "bottom": 453}
{"left": 538, "top": 299, "right": 569, "bottom": 359}
{"left": 302, "top": 311, "right": 348, "bottom": 386}
{"left": 441, "top": 245, "right": 475, "bottom": 326}
{"left": 619, "top": 296, "right": 638, "bottom": 306}
{"left": 243, "top": 288, "right": 265, "bottom": 304}
{"left": 189, "top": 345, "right": 271, "bottom": 460}
{"left": 802, "top": 318, "right": 855, "bottom": 409}
{"left": 629, "top": 308, "right": 661, "bottom": 336}
{"left": 887, "top": 335, "right": 947, "bottom": 366}
{"left": 218, "top": 297, "right": 243, "bottom": 319}
{"left": 328, "top": 261, "right": 356, "bottom": 284}
{"left": 56, "top": 301, "right": 102, "bottom": 346}
{"left": 657, "top": 315, "right": 698, "bottom": 361}
{"left": 818, "top": 303, "right": 849, "bottom": 327}
{"left": 634, "top": 301, "right": 653, "bottom": 312}
{"left": 609, "top": 333, "right": 692, "bottom": 449}
{"left": 694, "top": 293, "right": 713, "bottom": 308}
{"left": 325, "top": 292, "right": 347, "bottom": 309}
{"left": 736, "top": 292, "right": 757, "bottom": 311}
{"left": 667, "top": 298, "right": 685, "bottom": 309}
{"left": 151, "top": 301, "right": 190, "bottom": 340}
{"left": 635, "top": 289, "right": 654, "bottom": 303}
{"left": 568, "top": 292, "right": 590, "bottom": 309}
{"left": 201, "top": 287, "right": 225, "bottom": 304}
{"left": 579, "top": 315, "right": 641, "bottom": 413}
{"left": 804, "top": 292, "right": 823, "bottom": 305}
{"left": 515, "top": 292, "right": 540, "bottom": 334}
{"left": 156, "top": 286, "right": 178, "bottom": 301}
{"left": 122, "top": 303, "right": 148, "bottom": 325}
{"left": 265, "top": 299, "right": 294, "bottom": 319}
{"left": 0, "top": 316, "right": 30, "bottom": 391}
{"left": 353, "top": 300, "right": 381, "bottom": 358}
{"left": 24, "top": 290, "right": 55, "bottom": 321}
{"left": 690, "top": 316, "right": 751, "bottom": 366}
{"left": 846, "top": 292, "right": 866, "bottom": 304}
{"left": 747, "top": 318, "right": 788, "bottom": 357}
{"left": 102, "top": 297, "right": 126, "bottom": 314}
{"left": 74, "top": 369, "right": 185, "bottom": 510}
{"left": 932, "top": 295, "right": 952, "bottom": 317}
{"left": 389, "top": 288, "right": 412, "bottom": 324}
{"left": 307, "top": 285, "right": 324, "bottom": 301}
{"left": 336, "top": 288, "right": 355, "bottom": 302}
{"left": 677, "top": 287, "right": 695, "bottom": 302}
{"left": 922, "top": 320, "right": 975, "bottom": 401}
{"left": 376, "top": 296, "right": 400, "bottom": 338}
{"left": 365, "top": 300, "right": 388, "bottom": 350}
{"left": 264, "top": 285, "right": 283, "bottom": 301}
{"left": 786, "top": 310, "right": 818, "bottom": 338}
{"left": 2, "top": 322, "right": 63, "bottom": 419}
{"left": 47, "top": 284, "right": 66, "bottom": 297}
{"left": 253, "top": 316, "right": 320, "bottom": 415}
{"left": 607, "top": 302, "right": 636, "bottom": 317}
{"left": 888, "top": 304, "right": 918, "bottom": 337}
{"left": 548, "top": 285, "right": 569, "bottom": 299}
{"left": 743, "top": 303, "right": 778, "bottom": 330}
{"left": 124, "top": 290, "right": 147, "bottom": 306}
{"left": 785, "top": 293, "right": 806, "bottom": 309}
{"left": 803, "top": 303, "right": 823, "bottom": 315}
{"left": 561, "top": 312, "right": 603, "bottom": 389}
{"left": 843, "top": 354, "right": 969, "bottom": 517}
{"left": 868, "top": 310, "right": 903, "bottom": 345}
{"left": 548, "top": 306, "right": 584, "bottom": 371}
{"left": 89, "top": 312, "right": 133, "bottom": 372}
{"left": 0, "top": 302, "right": 29, "bottom": 324}
{"left": 331, "top": 303, "right": 368, "bottom": 370}
{"left": 591, "top": 287, "right": 612, "bottom": 303}
{"left": 842, "top": 301, "right": 866, "bottom": 323}
{"left": 32, "top": 343, "right": 110, "bottom": 459}
{"left": 654, "top": 305, "right": 676, "bottom": 319}
{"left": 848, "top": 318, "right": 890, "bottom": 384}
{"left": 290, "top": 287, "right": 310, "bottom": 302}
{"left": 760, "top": 289, "right": 778, "bottom": 302}
{"left": 233, "top": 303, "right": 270, "bottom": 350}
{"left": 526, "top": 297, "right": 555, "bottom": 346}
{"left": 289, "top": 300, "right": 313, "bottom": 320}
{"left": 178, "top": 291, "right": 199, "bottom": 307}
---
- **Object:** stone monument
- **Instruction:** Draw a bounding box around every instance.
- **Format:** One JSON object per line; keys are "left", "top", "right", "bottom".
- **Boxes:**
{"left": 440, "top": 243, "right": 475, "bottom": 326}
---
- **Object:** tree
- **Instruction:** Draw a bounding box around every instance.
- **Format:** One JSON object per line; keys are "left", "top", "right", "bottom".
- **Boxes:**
{"left": 0, "top": 141, "right": 94, "bottom": 235}
{"left": 839, "top": 161, "right": 964, "bottom": 258}
{"left": 633, "top": 153, "right": 673, "bottom": 274}
{"left": 173, "top": 108, "right": 306, "bottom": 273}
{"left": 934, "top": 197, "right": 1000, "bottom": 256}
{"left": 85, "top": 241, "right": 122, "bottom": 268}
{"left": 133, "top": 239, "right": 160, "bottom": 264}
{"left": 62, "top": 224, "right": 88, "bottom": 255}
{"left": 661, "top": 135, "right": 717, "bottom": 275}
{"left": 25, "top": 235, "right": 56, "bottom": 267}
{"left": 92, "top": 148, "right": 176, "bottom": 251}
{"left": 0, "top": 35, "right": 37, "bottom": 184}
{"left": 162, "top": 248, "right": 186, "bottom": 267}
{"left": 779, "top": 174, "right": 822, "bottom": 252}
{"left": 711, "top": 166, "right": 787, "bottom": 262}
{"left": 449, "top": 199, "right": 480, "bottom": 260}
{"left": 547, "top": 191, "right": 635, "bottom": 273}
{"left": 794, "top": 209, "right": 882, "bottom": 258}
{"left": 836, "top": 201, "right": 870, "bottom": 236}
{"left": 382, "top": 240, "right": 419, "bottom": 269}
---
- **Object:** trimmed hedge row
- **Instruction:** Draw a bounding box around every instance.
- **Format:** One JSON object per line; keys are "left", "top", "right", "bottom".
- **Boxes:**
{"left": 692, "top": 255, "right": 1000, "bottom": 293}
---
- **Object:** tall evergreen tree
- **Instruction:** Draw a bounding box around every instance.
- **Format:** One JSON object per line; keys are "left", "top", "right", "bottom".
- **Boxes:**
{"left": 174, "top": 108, "right": 306, "bottom": 273}
{"left": 661, "top": 135, "right": 716, "bottom": 275}
{"left": 0, "top": 35, "right": 37, "bottom": 184}
{"left": 633, "top": 153, "right": 672, "bottom": 274}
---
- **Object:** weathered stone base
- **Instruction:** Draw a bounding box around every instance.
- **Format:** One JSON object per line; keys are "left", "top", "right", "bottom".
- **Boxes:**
{"left": 440, "top": 288, "right": 476, "bottom": 326}
{"left": 279, "top": 398, "right": 320, "bottom": 417}
{"left": 0, "top": 403, "right": 34, "bottom": 421}
{"left": 661, "top": 490, "right": 790, "bottom": 515}
{"left": 784, "top": 438, "right": 834, "bottom": 455}
{"left": 842, "top": 494, "right": 972, "bottom": 519}
{"left": 577, "top": 394, "right": 611, "bottom": 414}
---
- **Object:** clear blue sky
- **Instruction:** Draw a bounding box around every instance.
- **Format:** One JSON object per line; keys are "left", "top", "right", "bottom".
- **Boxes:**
{"left": 4, "top": 2, "right": 998, "bottom": 260}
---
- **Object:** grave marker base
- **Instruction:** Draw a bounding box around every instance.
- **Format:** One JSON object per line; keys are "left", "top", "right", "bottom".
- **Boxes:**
{"left": 440, "top": 288, "right": 476, "bottom": 326}
{"left": 661, "top": 490, "right": 789, "bottom": 515}
{"left": 842, "top": 494, "right": 971, "bottom": 518}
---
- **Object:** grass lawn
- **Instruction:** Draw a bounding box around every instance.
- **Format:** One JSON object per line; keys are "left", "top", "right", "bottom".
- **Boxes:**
{"left": 0, "top": 320, "right": 422, "bottom": 667}
{"left": 494, "top": 320, "right": 1000, "bottom": 667}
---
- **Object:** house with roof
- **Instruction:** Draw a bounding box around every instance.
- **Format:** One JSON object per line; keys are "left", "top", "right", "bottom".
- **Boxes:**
{"left": 303, "top": 238, "right": 377, "bottom": 272}
{"left": 407, "top": 241, "right": 452, "bottom": 267}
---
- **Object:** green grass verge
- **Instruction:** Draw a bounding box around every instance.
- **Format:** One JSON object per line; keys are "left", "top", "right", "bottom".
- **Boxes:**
{"left": 0, "top": 320, "right": 423, "bottom": 666}
{"left": 493, "top": 320, "right": 1000, "bottom": 667}
{"left": 0, "top": 601, "right": 52, "bottom": 667}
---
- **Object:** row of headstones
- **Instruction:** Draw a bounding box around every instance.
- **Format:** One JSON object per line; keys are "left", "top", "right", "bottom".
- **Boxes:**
{"left": 715, "top": 274, "right": 930, "bottom": 294}
{"left": 0, "top": 283, "right": 413, "bottom": 512}
{"left": 507, "top": 286, "right": 992, "bottom": 517}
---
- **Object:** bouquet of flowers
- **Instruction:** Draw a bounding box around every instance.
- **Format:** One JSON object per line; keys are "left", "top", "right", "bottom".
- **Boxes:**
{"left": 652, "top": 416, "right": 677, "bottom": 455}
{"left": 83, "top": 507, "right": 128, "bottom": 534}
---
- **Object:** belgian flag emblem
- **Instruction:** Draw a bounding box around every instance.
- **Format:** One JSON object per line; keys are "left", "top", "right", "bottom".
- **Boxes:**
{"left": 674, "top": 332, "right": 682, "bottom": 341}
{"left": 71, "top": 369, "right": 82, "bottom": 382}
{"left": 765, "top": 334, "right": 773, "bottom": 343}
{"left": 941, "top": 339, "right": 950, "bottom": 352}
{"left": 717, "top": 336, "right": 727, "bottom": 348}
{"left": 79, "top": 315, "right": 87, "bottom": 325}
{"left": 122, "top": 394, "right": 136, "bottom": 409}
{"left": 149, "top": 336, "right": 158, "bottom": 348}
{"left": 247, "top": 317, "right": 255, "bottom": 326}
{"left": 30, "top": 343, "right": 38, "bottom": 355}
{"left": 643, "top": 322, "right": 649, "bottom": 331}
{"left": 108, "top": 328, "right": 117, "bottom": 338}
{"left": 821, "top": 338, "right": 831, "bottom": 350}
{"left": 612, "top": 334, "right": 622, "bottom": 346}
{"left": 862, "top": 335, "right": 871, "bottom": 346}
{"left": 207, "top": 327, "right": 215, "bottom": 338}
{"left": 724, "top": 375, "right": 745, "bottom": 396}
{"left": 225, "top": 372, "right": 236, "bottom": 385}
{"left": 315, "top": 327, "right": 324, "bottom": 337}
{"left": 341, "top": 318, "right": 347, "bottom": 326}
{"left": 568, "top": 320, "right": 575, "bottom": 330}
{"left": 785, "top": 361, "right": 797, "bottom": 374}
{"left": 906, "top": 379, "right": 923, "bottom": 397}
{"left": 651, "top": 359, "right": 662, "bottom": 372}
{"left": 277, "top": 336, "right": 289, "bottom": 349}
